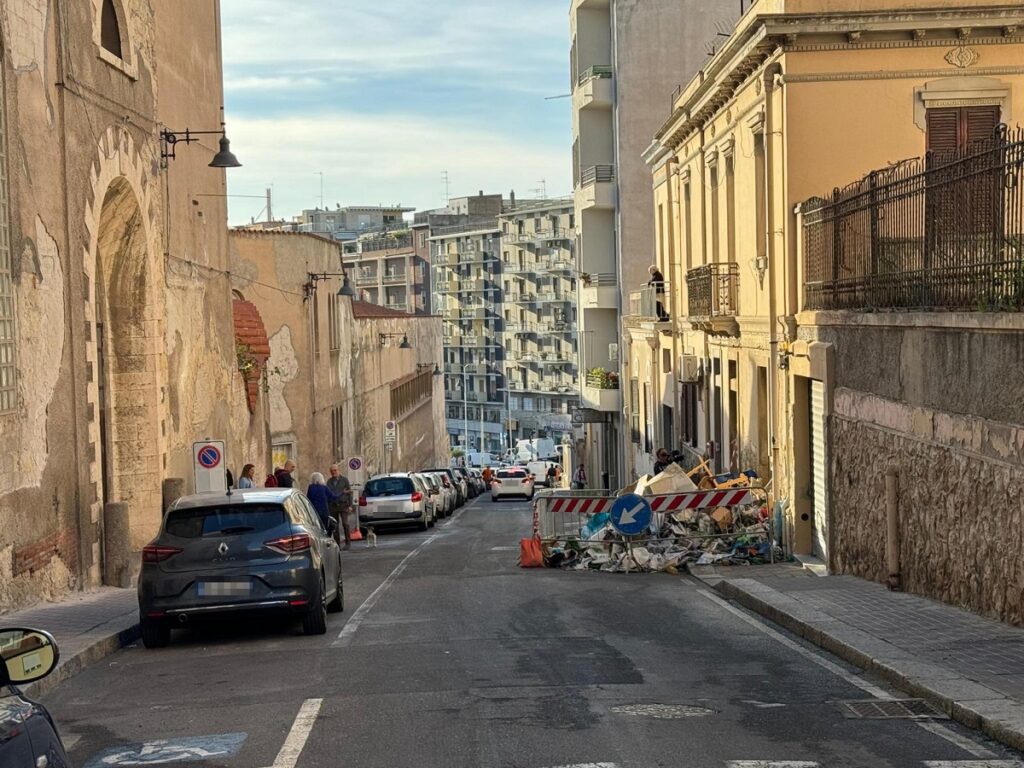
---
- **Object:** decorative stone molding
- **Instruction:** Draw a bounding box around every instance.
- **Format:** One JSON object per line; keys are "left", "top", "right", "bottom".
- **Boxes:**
{"left": 945, "top": 45, "right": 980, "bottom": 69}
{"left": 913, "top": 75, "right": 1011, "bottom": 131}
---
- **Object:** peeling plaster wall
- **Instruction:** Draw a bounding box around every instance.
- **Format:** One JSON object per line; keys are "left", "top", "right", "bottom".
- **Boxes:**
{"left": 0, "top": 0, "right": 265, "bottom": 612}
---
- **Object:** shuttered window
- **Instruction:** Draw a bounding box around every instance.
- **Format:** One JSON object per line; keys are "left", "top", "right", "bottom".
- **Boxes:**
{"left": 926, "top": 106, "right": 1000, "bottom": 154}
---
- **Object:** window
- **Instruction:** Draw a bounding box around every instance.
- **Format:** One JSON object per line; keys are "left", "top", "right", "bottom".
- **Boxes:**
{"left": 0, "top": 63, "right": 14, "bottom": 413}
{"left": 683, "top": 181, "right": 693, "bottom": 270}
{"left": 725, "top": 154, "right": 736, "bottom": 263}
{"left": 327, "top": 295, "right": 340, "bottom": 351}
{"left": 630, "top": 378, "right": 641, "bottom": 444}
{"left": 926, "top": 106, "right": 1000, "bottom": 155}
{"left": 331, "top": 405, "right": 344, "bottom": 459}
{"left": 101, "top": 0, "right": 123, "bottom": 58}
{"left": 709, "top": 164, "right": 720, "bottom": 263}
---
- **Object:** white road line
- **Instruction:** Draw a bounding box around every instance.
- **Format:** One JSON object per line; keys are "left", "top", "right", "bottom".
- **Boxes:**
{"left": 331, "top": 500, "right": 471, "bottom": 648}
{"left": 727, "top": 762, "right": 819, "bottom": 768}
{"left": 696, "top": 588, "right": 995, "bottom": 760}
{"left": 923, "top": 762, "right": 1024, "bottom": 767}
{"left": 542, "top": 764, "right": 619, "bottom": 768}
{"left": 262, "top": 698, "right": 322, "bottom": 768}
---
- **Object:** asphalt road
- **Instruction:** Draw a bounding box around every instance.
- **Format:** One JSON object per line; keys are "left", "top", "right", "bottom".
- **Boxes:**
{"left": 42, "top": 495, "right": 1024, "bottom": 768}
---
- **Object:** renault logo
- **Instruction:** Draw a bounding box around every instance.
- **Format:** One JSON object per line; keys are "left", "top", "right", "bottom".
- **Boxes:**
{"left": 217, "top": 542, "right": 229, "bottom": 555}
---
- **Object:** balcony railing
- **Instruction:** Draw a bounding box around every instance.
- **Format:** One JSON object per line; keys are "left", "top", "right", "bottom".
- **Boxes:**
{"left": 802, "top": 125, "right": 1024, "bottom": 312}
{"left": 585, "top": 370, "right": 620, "bottom": 390}
{"left": 355, "top": 273, "right": 378, "bottom": 286}
{"left": 385, "top": 301, "right": 408, "bottom": 312}
{"left": 578, "top": 65, "right": 613, "bottom": 85}
{"left": 687, "top": 263, "right": 739, "bottom": 329}
{"left": 580, "top": 165, "right": 615, "bottom": 187}
{"left": 628, "top": 284, "right": 670, "bottom": 320}
{"left": 382, "top": 271, "right": 406, "bottom": 284}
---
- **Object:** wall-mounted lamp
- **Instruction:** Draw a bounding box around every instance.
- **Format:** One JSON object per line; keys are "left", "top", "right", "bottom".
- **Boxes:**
{"left": 753, "top": 254, "right": 769, "bottom": 288}
{"left": 380, "top": 332, "right": 412, "bottom": 349}
{"left": 303, "top": 271, "right": 356, "bottom": 302}
{"left": 418, "top": 363, "right": 443, "bottom": 377}
{"left": 160, "top": 122, "right": 241, "bottom": 169}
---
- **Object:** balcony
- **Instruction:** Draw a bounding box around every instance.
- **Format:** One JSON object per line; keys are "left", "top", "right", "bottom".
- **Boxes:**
{"left": 581, "top": 369, "right": 621, "bottom": 412}
{"left": 385, "top": 301, "right": 408, "bottom": 312}
{"left": 442, "top": 308, "right": 461, "bottom": 320}
{"left": 579, "top": 273, "right": 618, "bottom": 308}
{"left": 504, "top": 322, "right": 540, "bottom": 335}
{"left": 576, "top": 165, "right": 616, "bottom": 210}
{"left": 541, "top": 257, "right": 574, "bottom": 272}
{"left": 511, "top": 352, "right": 573, "bottom": 366}
{"left": 686, "top": 262, "right": 739, "bottom": 336}
{"left": 506, "top": 291, "right": 538, "bottom": 304}
{"left": 536, "top": 291, "right": 572, "bottom": 303}
{"left": 355, "top": 272, "right": 378, "bottom": 286}
{"left": 470, "top": 306, "right": 489, "bottom": 320}
{"left": 382, "top": 270, "right": 406, "bottom": 285}
{"left": 502, "top": 261, "right": 532, "bottom": 274}
{"left": 575, "top": 65, "right": 613, "bottom": 111}
{"left": 435, "top": 281, "right": 455, "bottom": 293}
{"left": 625, "top": 285, "right": 672, "bottom": 330}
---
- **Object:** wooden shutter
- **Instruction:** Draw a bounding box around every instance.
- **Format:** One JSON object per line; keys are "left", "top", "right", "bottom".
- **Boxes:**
{"left": 927, "top": 108, "right": 961, "bottom": 154}
{"left": 965, "top": 105, "right": 1000, "bottom": 146}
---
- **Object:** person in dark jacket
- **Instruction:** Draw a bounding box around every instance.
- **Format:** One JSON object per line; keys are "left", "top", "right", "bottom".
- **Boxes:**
{"left": 306, "top": 472, "right": 342, "bottom": 530}
{"left": 275, "top": 460, "right": 296, "bottom": 488}
{"left": 648, "top": 265, "right": 669, "bottom": 321}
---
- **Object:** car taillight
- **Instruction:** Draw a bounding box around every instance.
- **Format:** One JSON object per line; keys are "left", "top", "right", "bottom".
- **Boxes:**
{"left": 411, "top": 492, "right": 423, "bottom": 502}
{"left": 142, "top": 545, "right": 182, "bottom": 563}
{"left": 264, "top": 534, "right": 312, "bottom": 554}
{"left": 359, "top": 495, "right": 367, "bottom": 507}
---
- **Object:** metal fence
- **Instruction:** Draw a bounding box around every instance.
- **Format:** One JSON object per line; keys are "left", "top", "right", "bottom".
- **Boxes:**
{"left": 802, "top": 125, "right": 1024, "bottom": 312}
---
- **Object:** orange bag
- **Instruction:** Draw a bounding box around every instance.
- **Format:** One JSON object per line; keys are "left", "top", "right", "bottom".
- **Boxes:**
{"left": 519, "top": 536, "right": 544, "bottom": 568}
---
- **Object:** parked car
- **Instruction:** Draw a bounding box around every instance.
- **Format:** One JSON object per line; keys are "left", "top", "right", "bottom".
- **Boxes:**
{"left": 359, "top": 473, "right": 434, "bottom": 532}
{"left": 0, "top": 627, "right": 72, "bottom": 768}
{"left": 414, "top": 472, "right": 445, "bottom": 521}
{"left": 491, "top": 467, "right": 536, "bottom": 502}
{"left": 138, "top": 488, "right": 344, "bottom": 648}
{"left": 454, "top": 467, "right": 477, "bottom": 498}
{"left": 468, "top": 468, "right": 486, "bottom": 495}
{"left": 426, "top": 471, "right": 456, "bottom": 517}
{"left": 424, "top": 467, "right": 466, "bottom": 506}
{"left": 527, "top": 460, "right": 561, "bottom": 487}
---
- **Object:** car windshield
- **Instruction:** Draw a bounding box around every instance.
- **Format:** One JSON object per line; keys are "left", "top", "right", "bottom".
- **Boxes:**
{"left": 165, "top": 504, "right": 286, "bottom": 538}
{"left": 366, "top": 477, "right": 414, "bottom": 497}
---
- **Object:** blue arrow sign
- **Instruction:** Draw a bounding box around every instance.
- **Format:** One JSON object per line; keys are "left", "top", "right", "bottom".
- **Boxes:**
{"left": 610, "top": 493, "right": 653, "bottom": 536}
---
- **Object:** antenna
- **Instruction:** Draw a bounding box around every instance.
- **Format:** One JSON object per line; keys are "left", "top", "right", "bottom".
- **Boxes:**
{"left": 441, "top": 170, "right": 451, "bottom": 203}
{"left": 315, "top": 171, "right": 324, "bottom": 209}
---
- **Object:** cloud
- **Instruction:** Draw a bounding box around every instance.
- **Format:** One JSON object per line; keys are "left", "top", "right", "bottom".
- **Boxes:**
{"left": 221, "top": 0, "right": 572, "bottom": 225}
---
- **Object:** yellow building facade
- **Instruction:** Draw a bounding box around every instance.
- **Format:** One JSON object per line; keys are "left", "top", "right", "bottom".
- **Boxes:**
{"left": 639, "top": 1, "right": 1024, "bottom": 612}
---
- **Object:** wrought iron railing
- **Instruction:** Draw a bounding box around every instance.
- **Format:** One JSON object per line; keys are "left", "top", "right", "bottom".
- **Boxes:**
{"left": 802, "top": 125, "right": 1024, "bottom": 312}
{"left": 687, "top": 263, "right": 739, "bottom": 317}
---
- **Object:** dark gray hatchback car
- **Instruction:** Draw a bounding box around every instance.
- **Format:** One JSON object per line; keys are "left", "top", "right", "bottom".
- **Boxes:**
{"left": 138, "top": 489, "right": 344, "bottom": 648}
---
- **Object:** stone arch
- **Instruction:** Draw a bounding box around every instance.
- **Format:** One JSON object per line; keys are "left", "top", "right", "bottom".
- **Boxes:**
{"left": 82, "top": 125, "right": 165, "bottom": 557}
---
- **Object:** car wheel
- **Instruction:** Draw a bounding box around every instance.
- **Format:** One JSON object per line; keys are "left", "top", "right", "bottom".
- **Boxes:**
{"left": 141, "top": 617, "right": 171, "bottom": 649}
{"left": 327, "top": 565, "right": 344, "bottom": 614}
{"left": 418, "top": 510, "right": 430, "bottom": 531}
{"left": 303, "top": 576, "right": 328, "bottom": 635}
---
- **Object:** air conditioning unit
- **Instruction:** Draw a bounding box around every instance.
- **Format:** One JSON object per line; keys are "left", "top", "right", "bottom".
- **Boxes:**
{"left": 608, "top": 343, "right": 619, "bottom": 362}
{"left": 680, "top": 354, "right": 701, "bottom": 382}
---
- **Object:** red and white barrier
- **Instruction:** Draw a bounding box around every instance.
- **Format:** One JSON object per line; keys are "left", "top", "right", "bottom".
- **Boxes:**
{"left": 649, "top": 489, "right": 754, "bottom": 513}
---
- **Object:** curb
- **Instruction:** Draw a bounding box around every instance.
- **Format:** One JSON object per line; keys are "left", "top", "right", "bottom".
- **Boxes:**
{"left": 22, "top": 620, "right": 140, "bottom": 698}
{"left": 699, "top": 575, "right": 1024, "bottom": 754}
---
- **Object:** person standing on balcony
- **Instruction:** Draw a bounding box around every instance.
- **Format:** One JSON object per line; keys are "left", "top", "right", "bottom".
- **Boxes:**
{"left": 648, "top": 265, "right": 669, "bottom": 321}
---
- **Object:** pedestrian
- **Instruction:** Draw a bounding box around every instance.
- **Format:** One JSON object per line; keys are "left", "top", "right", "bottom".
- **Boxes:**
{"left": 326, "top": 463, "right": 353, "bottom": 549}
{"left": 482, "top": 465, "right": 493, "bottom": 486}
{"left": 573, "top": 463, "right": 587, "bottom": 490}
{"left": 648, "top": 264, "right": 669, "bottom": 321}
{"left": 306, "top": 472, "right": 342, "bottom": 530}
{"left": 264, "top": 470, "right": 279, "bottom": 488}
{"left": 238, "top": 464, "right": 256, "bottom": 489}
{"left": 546, "top": 464, "right": 558, "bottom": 488}
{"left": 275, "top": 460, "right": 296, "bottom": 488}
{"left": 654, "top": 448, "right": 671, "bottom": 475}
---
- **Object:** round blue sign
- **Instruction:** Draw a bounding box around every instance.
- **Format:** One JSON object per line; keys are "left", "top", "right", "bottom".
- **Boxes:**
{"left": 197, "top": 445, "right": 221, "bottom": 469}
{"left": 610, "top": 493, "right": 653, "bottom": 536}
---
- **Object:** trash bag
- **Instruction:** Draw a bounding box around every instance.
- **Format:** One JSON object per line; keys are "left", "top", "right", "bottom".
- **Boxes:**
{"left": 519, "top": 536, "right": 544, "bottom": 568}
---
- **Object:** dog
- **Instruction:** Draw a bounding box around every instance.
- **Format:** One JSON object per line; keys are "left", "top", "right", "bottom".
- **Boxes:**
{"left": 365, "top": 526, "right": 377, "bottom": 549}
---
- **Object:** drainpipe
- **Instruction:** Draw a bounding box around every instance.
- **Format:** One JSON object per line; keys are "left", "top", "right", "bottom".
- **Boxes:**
{"left": 763, "top": 61, "right": 783, "bottom": 518}
{"left": 698, "top": 128, "right": 711, "bottom": 450}
{"left": 666, "top": 158, "right": 681, "bottom": 449}
{"left": 886, "top": 469, "right": 901, "bottom": 591}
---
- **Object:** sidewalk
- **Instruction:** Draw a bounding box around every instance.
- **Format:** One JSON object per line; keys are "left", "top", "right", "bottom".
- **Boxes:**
{"left": 692, "top": 563, "right": 1024, "bottom": 753}
{"left": 1, "top": 587, "right": 139, "bottom": 696}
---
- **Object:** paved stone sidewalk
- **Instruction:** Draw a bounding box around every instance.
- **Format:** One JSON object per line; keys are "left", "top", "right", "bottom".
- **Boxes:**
{"left": 1, "top": 588, "right": 139, "bottom": 695}
{"left": 692, "top": 564, "right": 1024, "bottom": 753}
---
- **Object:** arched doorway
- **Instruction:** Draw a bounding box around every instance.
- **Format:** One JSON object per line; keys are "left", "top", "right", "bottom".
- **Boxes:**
{"left": 94, "top": 177, "right": 162, "bottom": 550}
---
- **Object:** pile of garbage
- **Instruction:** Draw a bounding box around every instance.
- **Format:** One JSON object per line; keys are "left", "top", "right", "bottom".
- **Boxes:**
{"left": 540, "top": 462, "right": 782, "bottom": 573}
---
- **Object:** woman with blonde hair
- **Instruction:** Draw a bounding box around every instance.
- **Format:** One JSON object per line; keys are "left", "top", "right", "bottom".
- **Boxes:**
{"left": 306, "top": 472, "right": 342, "bottom": 530}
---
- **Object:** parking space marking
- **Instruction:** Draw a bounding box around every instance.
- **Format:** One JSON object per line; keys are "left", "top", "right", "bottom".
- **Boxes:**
{"left": 696, "top": 589, "right": 995, "bottom": 760}
{"left": 259, "top": 698, "right": 321, "bottom": 768}
{"left": 83, "top": 733, "right": 247, "bottom": 767}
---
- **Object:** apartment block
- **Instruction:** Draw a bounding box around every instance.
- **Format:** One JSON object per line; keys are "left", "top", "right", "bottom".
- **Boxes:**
{"left": 499, "top": 201, "right": 579, "bottom": 440}
{"left": 570, "top": 0, "right": 735, "bottom": 489}
{"left": 343, "top": 233, "right": 431, "bottom": 315}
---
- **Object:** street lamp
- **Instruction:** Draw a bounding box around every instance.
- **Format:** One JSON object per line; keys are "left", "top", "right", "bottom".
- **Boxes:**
{"left": 447, "top": 361, "right": 493, "bottom": 459}
{"left": 379, "top": 333, "right": 412, "bottom": 349}
{"left": 160, "top": 123, "right": 241, "bottom": 169}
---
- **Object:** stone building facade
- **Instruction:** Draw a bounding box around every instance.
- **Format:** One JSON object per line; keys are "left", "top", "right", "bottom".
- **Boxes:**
{"left": 642, "top": 0, "right": 1024, "bottom": 621}
{"left": 0, "top": 0, "right": 266, "bottom": 612}
{"left": 229, "top": 230, "right": 447, "bottom": 485}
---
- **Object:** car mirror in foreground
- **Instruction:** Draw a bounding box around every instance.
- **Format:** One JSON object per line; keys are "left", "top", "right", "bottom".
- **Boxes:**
{"left": 327, "top": 518, "right": 339, "bottom": 534}
{"left": 0, "top": 628, "right": 60, "bottom": 685}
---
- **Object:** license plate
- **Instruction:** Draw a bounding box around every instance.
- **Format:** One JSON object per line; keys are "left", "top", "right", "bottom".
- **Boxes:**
{"left": 198, "top": 581, "right": 251, "bottom": 597}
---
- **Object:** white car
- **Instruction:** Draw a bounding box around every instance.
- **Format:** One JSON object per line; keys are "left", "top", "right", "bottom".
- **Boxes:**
{"left": 426, "top": 471, "right": 456, "bottom": 516}
{"left": 491, "top": 467, "right": 535, "bottom": 502}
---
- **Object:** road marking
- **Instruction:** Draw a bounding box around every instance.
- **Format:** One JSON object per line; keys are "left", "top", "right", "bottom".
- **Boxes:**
{"left": 696, "top": 588, "right": 995, "bottom": 760}
{"left": 261, "top": 698, "right": 322, "bottom": 768}
{"left": 542, "top": 764, "right": 618, "bottom": 768}
{"left": 331, "top": 499, "right": 474, "bottom": 648}
{"left": 610, "top": 703, "right": 714, "bottom": 718}
{"left": 726, "top": 763, "right": 819, "bottom": 767}
{"left": 923, "top": 762, "right": 1024, "bottom": 767}
{"left": 742, "top": 699, "right": 788, "bottom": 709}
{"left": 84, "top": 733, "right": 247, "bottom": 767}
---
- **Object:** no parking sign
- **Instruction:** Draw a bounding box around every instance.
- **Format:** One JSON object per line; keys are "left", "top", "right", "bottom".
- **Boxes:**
{"left": 193, "top": 440, "right": 227, "bottom": 494}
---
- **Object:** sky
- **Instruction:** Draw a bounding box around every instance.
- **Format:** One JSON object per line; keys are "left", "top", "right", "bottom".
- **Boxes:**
{"left": 220, "top": 1, "right": 573, "bottom": 226}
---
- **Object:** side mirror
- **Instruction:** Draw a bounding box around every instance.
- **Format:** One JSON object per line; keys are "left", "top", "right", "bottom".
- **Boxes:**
{"left": 0, "top": 628, "right": 60, "bottom": 685}
{"left": 327, "top": 517, "right": 339, "bottom": 534}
